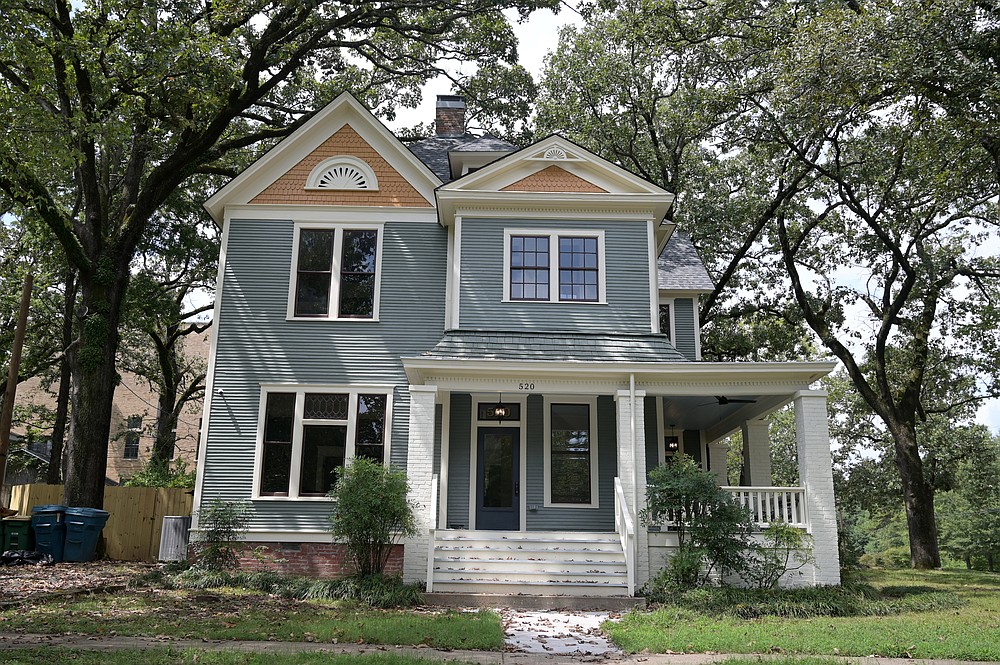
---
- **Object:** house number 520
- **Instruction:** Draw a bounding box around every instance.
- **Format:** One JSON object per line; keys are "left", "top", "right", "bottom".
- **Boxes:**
{"left": 518, "top": 382, "right": 535, "bottom": 391}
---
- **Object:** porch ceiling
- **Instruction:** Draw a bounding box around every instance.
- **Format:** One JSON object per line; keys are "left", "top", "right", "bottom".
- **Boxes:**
{"left": 661, "top": 394, "right": 791, "bottom": 441}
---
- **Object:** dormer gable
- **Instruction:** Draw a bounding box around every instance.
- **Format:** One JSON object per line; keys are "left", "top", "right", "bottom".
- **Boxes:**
{"left": 435, "top": 135, "right": 675, "bottom": 249}
{"left": 204, "top": 92, "right": 441, "bottom": 223}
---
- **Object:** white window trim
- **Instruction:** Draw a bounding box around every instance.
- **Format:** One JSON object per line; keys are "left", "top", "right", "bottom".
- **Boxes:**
{"left": 252, "top": 384, "right": 394, "bottom": 501}
{"left": 468, "top": 393, "right": 527, "bottom": 530}
{"left": 286, "top": 221, "right": 384, "bottom": 321}
{"left": 657, "top": 296, "right": 676, "bottom": 343}
{"left": 543, "top": 395, "right": 600, "bottom": 509}
{"left": 502, "top": 228, "right": 608, "bottom": 305}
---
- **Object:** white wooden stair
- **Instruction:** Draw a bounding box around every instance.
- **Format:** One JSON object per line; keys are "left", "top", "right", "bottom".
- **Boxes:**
{"left": 429, "top": 530, "right": 629, "bottom": 597}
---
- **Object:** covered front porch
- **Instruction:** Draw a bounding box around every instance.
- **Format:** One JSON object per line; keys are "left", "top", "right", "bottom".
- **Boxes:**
{"left": 400, "top": 356, "right": 840, "bottom": 595}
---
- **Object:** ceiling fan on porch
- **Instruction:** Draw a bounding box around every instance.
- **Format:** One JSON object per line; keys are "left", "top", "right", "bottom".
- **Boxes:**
{"left": 697, "top": 395, "right": 758, "bottom": 407}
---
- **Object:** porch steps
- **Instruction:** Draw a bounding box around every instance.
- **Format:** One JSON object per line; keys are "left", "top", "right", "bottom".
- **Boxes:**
{"left": 429, "top": 530, "right": 629, "bottom": 597}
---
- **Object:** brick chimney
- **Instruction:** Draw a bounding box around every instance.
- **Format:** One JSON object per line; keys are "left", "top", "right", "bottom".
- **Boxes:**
{"left": 435, "top": 95, "right": 466, "bottom": 137}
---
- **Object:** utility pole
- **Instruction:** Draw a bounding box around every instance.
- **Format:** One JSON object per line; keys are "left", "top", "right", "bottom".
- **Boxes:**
{"left": 0, "top": 273, "right": 33, "bottom": 512}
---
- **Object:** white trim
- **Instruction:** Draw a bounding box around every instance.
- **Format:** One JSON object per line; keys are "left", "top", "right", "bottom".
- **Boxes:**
{"left": 451, "top": 217, "right": 462, "bottom": 328}
{"left": 285, "top": 221, "right": 384, "bottom": 321}
{"left": 439, "top": 394, "right": 451, "bottom": 529}
{"left": 543, "top": 395, "right": 600, "bottom": 509}
{"left": 192, "top": 217, "right": 231, "bottom": 531}
{"left": 502, "top": 228, "right": 608, "bottom": 304}
{"left": 648, "top": 219, "right": 658, "bottom": 333}
{"left": 445, "top": 223, "right": 455, "bottom": 329}
{"left": 694, "top": 297, "right": 703, "bottom": 361}
{"left": 305, "top": 155, "right": 379, "bottom": 191}
{"left": 469, "top": 393, "right": 528, "bottom": 531}
{"left": 223, "top": 205, "right": 438, "bottom": 223}
{"left": 252, "top": 383, "right": 395, "bottom": 500}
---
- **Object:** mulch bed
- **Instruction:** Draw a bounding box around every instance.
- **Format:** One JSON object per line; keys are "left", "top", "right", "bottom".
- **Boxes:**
{"left": 0, "top": 561, "right": 152, "bottom": 605}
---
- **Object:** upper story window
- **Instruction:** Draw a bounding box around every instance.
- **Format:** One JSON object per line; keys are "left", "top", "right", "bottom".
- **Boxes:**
{"left": 504, "top": 229, "right": 606, "bottom": 304}
{"left": 289, "top": 224, "right": 383, "bottom": 320}
{"left": 256, "top": 386, "right": 392, "bottom": 499}
{"left": 123, "top": 415, "right": 141, "bottom": 459}
{"left": 659, "top": 302, "right": 672, "bottom": 341}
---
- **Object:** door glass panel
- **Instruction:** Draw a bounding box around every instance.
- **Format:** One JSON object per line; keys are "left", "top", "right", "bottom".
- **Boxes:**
{"left": 482, "top": 433, "right": 514, "bottom": 508}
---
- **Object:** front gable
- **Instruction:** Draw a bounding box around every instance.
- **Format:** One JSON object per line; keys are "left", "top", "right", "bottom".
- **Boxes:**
{"left": 204, "top": 93, "right": 440, "bottom": 222}
{"left": 500, "top": 165, "right": 608, "bottom": 193}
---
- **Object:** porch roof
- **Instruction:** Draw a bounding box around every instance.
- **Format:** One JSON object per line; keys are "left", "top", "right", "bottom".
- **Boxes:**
{"left": 417, "top": 330, "right": 689, "bottom": 364}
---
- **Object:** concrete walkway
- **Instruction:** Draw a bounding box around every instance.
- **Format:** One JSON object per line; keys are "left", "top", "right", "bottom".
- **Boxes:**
{"left": 0, "top": 633, "right": 990, "bottom": 665}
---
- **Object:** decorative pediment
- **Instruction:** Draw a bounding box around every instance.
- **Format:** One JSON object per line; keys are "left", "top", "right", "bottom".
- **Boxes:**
{"left": 500, "top": 165, "right": 608, "bottom": 194}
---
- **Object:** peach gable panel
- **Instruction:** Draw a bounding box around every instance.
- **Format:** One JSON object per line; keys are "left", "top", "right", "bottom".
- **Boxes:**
{"left": 250, "top": 125, "right": 432, "bottom": 207}
{"left": 499, "top": 165, "right": 608, "bottom": 194}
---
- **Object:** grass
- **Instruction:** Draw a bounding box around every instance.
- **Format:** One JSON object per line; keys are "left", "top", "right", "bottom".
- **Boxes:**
{"left": 0, "top": 649, "right": 483, "bottom": 665}
{"left": 0, "top": 588, "right": 503, "bottom": 650}
{"left": 606, "top": 568, "right": 1000, "bottom": 660}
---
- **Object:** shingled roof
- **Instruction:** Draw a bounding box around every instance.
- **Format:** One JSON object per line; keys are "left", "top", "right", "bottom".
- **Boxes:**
{"left": 658, "top": 231, "right": 714, "bottom": 292}
{"left": 408, "top": 134, "right": 515, "bottom": 183}
{"left": 418, "top": 330, "right": 689, "bottom": 363}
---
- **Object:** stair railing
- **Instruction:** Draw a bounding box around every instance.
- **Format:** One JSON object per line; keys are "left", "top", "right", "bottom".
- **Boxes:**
{"left": 614, "top": 476, "right": 636, "bottom": 596}
{"left": 426, "top": 473, "right": 438, "bottom": 593}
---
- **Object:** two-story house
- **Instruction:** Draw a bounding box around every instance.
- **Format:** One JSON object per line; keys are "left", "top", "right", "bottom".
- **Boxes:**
{"left": 196, "top": 92, "right": 840, "bottom": 594}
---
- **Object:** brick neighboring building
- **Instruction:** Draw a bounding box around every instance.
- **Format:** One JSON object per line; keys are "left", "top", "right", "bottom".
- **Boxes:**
{"left": 11, "top": 330, "right": 210, "bottom": 485}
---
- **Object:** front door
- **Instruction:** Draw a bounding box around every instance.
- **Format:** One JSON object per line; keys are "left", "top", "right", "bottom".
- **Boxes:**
{"left": 476, "top": 427, "right": 520, "bottom": 530}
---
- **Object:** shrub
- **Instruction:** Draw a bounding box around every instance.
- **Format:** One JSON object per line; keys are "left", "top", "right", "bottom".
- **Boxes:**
{"left": 860, "top": 546, "right": 912, "bottom": 569}
{"left": 641, "top": 454, "right": 755, "bottom": 586}
{"left": 123, "top": 459, "right": 196, "bottom": 488}
{"left": 191, "top": 498, "right": 253, "bottom": 571}
{"left": 328, "top": 458, "right": 417, "bottom": 577}
{"left": 743, "top": 521, "right": 815, "bottom": 589}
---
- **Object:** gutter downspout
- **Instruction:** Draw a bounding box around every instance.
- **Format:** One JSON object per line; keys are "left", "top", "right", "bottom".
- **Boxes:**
{"left": 630, "top": 373, "right": 638, "bottom": 518}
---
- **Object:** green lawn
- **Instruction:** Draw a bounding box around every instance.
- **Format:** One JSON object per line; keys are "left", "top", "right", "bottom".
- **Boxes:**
{"left": 606, "top": 568, "right": 1000, "bottom": 661}
{"left": 0, "top": 588, "right": 503, "bottom": 651}
{"left": 0, "top": 649, "right": 483, "bottom": 665}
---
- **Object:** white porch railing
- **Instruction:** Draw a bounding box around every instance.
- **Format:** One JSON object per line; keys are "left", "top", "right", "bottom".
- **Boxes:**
{"left": 723, "top": 486, "right": 808, "bottom": 529}
{"left": 426, "top": 473, "right": 439, "bottom": 593}
{"left": 613, "top": 477, "right": 636, "bottom": 596}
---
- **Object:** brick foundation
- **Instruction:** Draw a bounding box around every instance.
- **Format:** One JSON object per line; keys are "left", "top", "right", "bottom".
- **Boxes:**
{"left": 232, "top": 542, "right": 404, "bottom": 579}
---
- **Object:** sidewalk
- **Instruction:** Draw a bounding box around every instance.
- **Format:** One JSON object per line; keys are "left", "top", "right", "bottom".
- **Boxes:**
{"left": 0, "top": 633, "right": 990, "bottom": 665}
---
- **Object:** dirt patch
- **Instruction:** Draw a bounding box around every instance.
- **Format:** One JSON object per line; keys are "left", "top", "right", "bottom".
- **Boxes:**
{"left": 0, "top": 561, "right": 152, "bottom": 604}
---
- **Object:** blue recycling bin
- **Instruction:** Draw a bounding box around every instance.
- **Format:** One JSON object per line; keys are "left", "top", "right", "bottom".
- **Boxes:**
{"left": 31, "top": 504, "right": 67, "bottom": 563}
{"left": 63, "top": 507, "right": 110, "bottom": 562}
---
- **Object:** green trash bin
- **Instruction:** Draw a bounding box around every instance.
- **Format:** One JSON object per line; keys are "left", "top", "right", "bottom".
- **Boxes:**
{"left": 2, "top": 517, "right": 34, "bottom": 551}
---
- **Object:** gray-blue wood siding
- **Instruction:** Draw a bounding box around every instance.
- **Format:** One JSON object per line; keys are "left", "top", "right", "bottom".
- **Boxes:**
{"left": 645, "top": 395, "right": 659, "bottom": 474}
{"left": 200, "top": 218, "right": 447, "bottom": 532}
{"left": 673, "top": 298, "right": 698, "bottom": 360}
{"left": 459, "top": 218, "right": 653, "bottom": 333}
{"left": 446, "top": 394, "right": 472, "bottom": 529}
{"left": 685, "top": 430, "right": 702, "bottom": 466}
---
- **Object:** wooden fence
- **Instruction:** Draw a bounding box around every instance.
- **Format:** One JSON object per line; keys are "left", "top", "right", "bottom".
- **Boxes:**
{"left": 9, "top": 484, "right": 194, "bottom": 562}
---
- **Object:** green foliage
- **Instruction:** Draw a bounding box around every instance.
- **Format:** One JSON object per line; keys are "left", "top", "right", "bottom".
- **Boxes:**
{"left": 168, "top": 568, "right": 423, "bottom": 608}
{"left": 328, "top": 458, "right": 417, "bottom": 577}
{"left": 743, "top": 522, "right": 815, "bottom": 590}
{"left": 191, "top": 499, "right": 253, "bottom": 571}
{"left": 634, "top": 580, "right": 961, "bottom": 619}
{"left": 123, "top": 459, "right": 196, "bottom": 488}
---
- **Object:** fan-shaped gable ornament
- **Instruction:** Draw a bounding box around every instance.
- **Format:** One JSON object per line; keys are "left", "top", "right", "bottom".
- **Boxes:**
{"left": 305, "top": 155, "right": 379, "bottom": 191}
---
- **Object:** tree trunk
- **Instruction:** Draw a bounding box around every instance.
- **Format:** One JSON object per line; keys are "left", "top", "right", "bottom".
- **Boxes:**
{"left": 152, "top": 390, "right": 177, "bottom": 467}
{"left": 891, "top": 421, "right": 942, "bottom": 569}
{"left": 62, "top": 270, "right": 126, "bottom": 509}
{"left": 965, "top": 554, "right": 972, "bottom": 570}
{"left": 47, "top": 270, "right": 76, "bottom": 484}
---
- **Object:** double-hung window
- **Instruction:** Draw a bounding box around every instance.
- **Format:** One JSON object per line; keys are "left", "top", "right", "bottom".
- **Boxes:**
{"left": 505, "top": 229, "right": 605, "bottom": 303}
{"left": 544, "top": 398, "right": 599, "bottom": 507}
{"left": 123, "top": 415, "right": 142, "bottom": 459}
{"left": 289, "top": 224, "right": 382, "bottom": 320}
{"left": 256, "top": 387, "right": 392, "bottom": 499}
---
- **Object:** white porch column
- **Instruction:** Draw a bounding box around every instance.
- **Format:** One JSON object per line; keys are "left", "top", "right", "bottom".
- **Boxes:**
{"left": 402, "top": 385, "right": 437, "bottom": 585}
{"left": 794, "top": 389, "right": 841, "bottom": 585}
{"left": 707, "top": 442, "right": 729, "bottom": 486}
{"left": 615, "top": 389, "right": 650, "bottom": 588}
{"left": 741, "top": 419, "right": 772, "bottom": 486}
